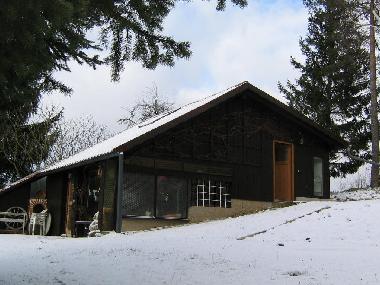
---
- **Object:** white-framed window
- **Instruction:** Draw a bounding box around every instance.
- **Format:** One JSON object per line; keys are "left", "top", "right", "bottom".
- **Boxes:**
{"left": 191, "top": 179, "right": 231, "bottom": 208}
{"left": 313, "top": 157, "right": 323, "bottom": 197}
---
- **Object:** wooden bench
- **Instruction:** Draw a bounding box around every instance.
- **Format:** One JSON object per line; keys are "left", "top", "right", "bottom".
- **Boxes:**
{"left": 0, "top": 211, "right": 27, "bottom": 234}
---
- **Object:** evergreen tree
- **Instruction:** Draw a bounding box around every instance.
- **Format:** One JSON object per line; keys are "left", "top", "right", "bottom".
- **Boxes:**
{"left": 0, "top": 108, "right": 62, "bottom": 185}
{"left": 0, "top": 0, "right": 247, "bottom": 186}
{"left": 279, "top": 0, "right": 370, "bottom": 177}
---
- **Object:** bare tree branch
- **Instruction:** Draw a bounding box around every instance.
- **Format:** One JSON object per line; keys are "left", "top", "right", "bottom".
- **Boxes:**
{"left": 45, "top": 115, "right": 113, "bottom": 167}
{"left": 119, "top": 84, "right": 174, "bottom": 128}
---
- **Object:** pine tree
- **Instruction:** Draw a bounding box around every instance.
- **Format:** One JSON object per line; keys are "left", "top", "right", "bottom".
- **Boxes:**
{"left": 0, "top": 0, "right": 247, "bottom": 186}
{"left": 279, "top": 0, "right": 371, "bottom": 177}
{"left": 0, "top": 108, "right": 62, "bottom": 185}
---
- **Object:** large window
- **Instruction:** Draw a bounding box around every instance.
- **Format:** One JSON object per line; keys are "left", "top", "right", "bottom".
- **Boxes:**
{"left": 191, "top": 179, "right": 232, "bottom": 208}
{"left": 122, "top": 172, "right": 155, "bottom": 217}
{"left": 156, "top": 176, "right": 187, "bottom": 219}
{"left": 123, "top": 170, "right": 232, "bottom": 218}
{"left": 122, "top": 172, "right": 187, "bottom": 219}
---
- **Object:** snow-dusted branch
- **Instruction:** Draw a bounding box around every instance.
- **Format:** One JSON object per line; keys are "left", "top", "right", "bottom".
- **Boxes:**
{"left": 346, "top": 145, "right": 380, "bottom": 166}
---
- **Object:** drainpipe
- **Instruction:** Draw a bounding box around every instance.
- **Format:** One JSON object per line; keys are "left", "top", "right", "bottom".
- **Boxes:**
{"left": 115, "top": 152, "right": 123, "bottom": 233}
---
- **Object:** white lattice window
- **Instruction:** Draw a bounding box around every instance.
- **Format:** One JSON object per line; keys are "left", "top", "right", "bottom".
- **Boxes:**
{"left": 191, "top": 179, "right": 231, "bottom": 208}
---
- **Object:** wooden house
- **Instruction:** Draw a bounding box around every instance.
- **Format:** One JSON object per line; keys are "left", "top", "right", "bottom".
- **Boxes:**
{"left": 0, "top": 82, "right": 345, "bottom": 236}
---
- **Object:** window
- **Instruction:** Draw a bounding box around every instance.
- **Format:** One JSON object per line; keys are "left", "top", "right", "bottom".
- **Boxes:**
{"left": 87, "top": 169, "right": 101, "bottom": 203}
{"left": 30, "top": 177, "right": 47, "bottom": 199}
{"left": 275, "top": 143, "right": 289, "bottom": 162}
{"left": 191, "top": 179, "right": 231, "bottom": 208}
{"left": 86, "top": 168, "right": 101, "bottom": 217}
{"left": 122, "top": 172, "right": 155, "bottom": 217}
{"left": 122, "top": 172, "right": 187, "bottom": 219}
{"left": 313, "top": 157, "right": 323, "bottom": 197}
{"left": 123, "top": 170, "right": 232, "bottom": 219}
{"left": 156, "top": 176, "right": 187, "bottom": 219}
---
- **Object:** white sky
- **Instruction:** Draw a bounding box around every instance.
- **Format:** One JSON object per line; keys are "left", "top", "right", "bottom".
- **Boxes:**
{"left": 42, "top": 0, "right": 308, "bottom": 132}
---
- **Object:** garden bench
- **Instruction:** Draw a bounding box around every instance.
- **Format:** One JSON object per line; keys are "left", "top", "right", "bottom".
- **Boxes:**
{"left": 0, "top": 207, "right": 27, "bottom": 234}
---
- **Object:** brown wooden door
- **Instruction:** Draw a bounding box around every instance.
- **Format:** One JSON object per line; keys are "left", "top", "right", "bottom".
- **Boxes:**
{"left": 274, "top": 142, "right": 293, "bottom": 201}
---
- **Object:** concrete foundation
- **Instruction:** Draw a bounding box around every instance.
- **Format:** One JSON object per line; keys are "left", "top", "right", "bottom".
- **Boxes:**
{"left": 121, "top": 218, "right": 188, "bottom": 232}
{"left": 296, "top": 197, "right": 332, "bottom": 201}
{"left": 187, "top": 199, "right": 273, "bottom": 223}
{"left": 121, "top": 199, "right": 276, "bottom": 232}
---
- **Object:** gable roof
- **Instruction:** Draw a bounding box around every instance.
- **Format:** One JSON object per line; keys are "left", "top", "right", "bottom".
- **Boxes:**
{"left": 0, "top": 81, "right": 345, "bottom": 193}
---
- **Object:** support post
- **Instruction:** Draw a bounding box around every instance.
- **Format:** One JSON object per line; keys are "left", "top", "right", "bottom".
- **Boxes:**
{"left": 115, "top": 152, "right": 123, "bottom": 233}
{"left": 370, "top": 0, "right": 379, "bottom": 187}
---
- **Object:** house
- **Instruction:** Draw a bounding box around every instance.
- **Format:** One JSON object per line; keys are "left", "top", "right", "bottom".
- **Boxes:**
{"left": 0, "top": 81, "right": 345, "bottom": 236}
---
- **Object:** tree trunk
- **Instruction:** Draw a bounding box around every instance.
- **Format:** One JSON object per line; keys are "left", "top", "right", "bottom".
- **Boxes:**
{"left": 370, "top": 0, "right": 379, "bottom": 188}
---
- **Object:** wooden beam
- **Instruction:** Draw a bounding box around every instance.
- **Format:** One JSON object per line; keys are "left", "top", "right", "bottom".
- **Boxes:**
{"left": 115, "top": 153, "right": 123, "bottom": 233}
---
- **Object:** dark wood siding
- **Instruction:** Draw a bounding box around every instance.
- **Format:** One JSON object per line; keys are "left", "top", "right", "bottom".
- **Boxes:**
{"left": 46, "top": 173, "right": 66, "bottom": 235}
{"left": 0, "top": 184, "right": 30, "bottom": 212}
{"left": 261, "top": 134, "right": 274, "bottom": 201}
{"left": 102, "top": 158, "right": 117, "bottom": 231}
{"left": 294, "top": 144, "right": 330, "bottom": 198}
{"left": 125, "top": 92, "right": 332, "bottom": 201}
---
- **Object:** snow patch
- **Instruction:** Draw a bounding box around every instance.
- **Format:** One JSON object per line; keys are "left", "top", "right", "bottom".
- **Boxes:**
{"left": 333, "top": 188, "right": 380, "bottom": 201}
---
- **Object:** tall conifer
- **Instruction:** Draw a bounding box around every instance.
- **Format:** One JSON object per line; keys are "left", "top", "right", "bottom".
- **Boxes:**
{"left": 279, "top": 0, "right": 370, "bottom": 177}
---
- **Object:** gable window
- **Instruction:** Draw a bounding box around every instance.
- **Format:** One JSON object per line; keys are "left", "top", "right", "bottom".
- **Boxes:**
{"left": 313, "top": 157, "right": 323, "bottom": 197}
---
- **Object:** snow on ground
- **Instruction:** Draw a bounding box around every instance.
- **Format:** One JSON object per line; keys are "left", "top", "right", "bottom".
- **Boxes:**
{"left": 332, "top": 187, "right": 380, "bottom": 201}
{"left": 1, "top": 199, "right": 380, "bottom": 285}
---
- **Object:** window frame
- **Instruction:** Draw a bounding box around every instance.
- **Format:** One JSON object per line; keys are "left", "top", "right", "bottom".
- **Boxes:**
{"left": 190, "top": 177, "right": 232, "bottom": 208}
{"left": 122, "top": 169, "right": 189, "bottom": 219}
{"left": 313, "top": 157, "right": 323, "bottom": 197}
{"left": 155, "top": 175, "right": 188, "bottom": 219}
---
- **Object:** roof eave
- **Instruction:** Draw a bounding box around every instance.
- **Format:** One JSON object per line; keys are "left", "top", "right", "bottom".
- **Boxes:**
{"left": 0, "top": 152, "right": 120, "bottom": 195}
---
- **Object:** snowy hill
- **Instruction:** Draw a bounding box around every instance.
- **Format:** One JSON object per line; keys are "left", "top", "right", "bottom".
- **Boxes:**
{"left": 1, "top": 193, "right": 380, "bottom": 284}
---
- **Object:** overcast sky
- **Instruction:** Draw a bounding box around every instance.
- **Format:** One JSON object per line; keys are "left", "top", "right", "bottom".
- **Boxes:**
{"left": 42, "top": 0, "right": 308, "bottom": 132}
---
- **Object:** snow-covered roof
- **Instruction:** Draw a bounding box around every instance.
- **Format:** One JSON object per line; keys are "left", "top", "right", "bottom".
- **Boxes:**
{"left": 1, "top": 81, "right": 344, "bottom": 193}
{"left": 44, "top": 81, "right": 247, "bottom": 173}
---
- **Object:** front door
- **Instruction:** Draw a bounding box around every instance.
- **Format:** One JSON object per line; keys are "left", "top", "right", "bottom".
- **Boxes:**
{"left": 274, "top": 142, "right": 293, "bottom": 201}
